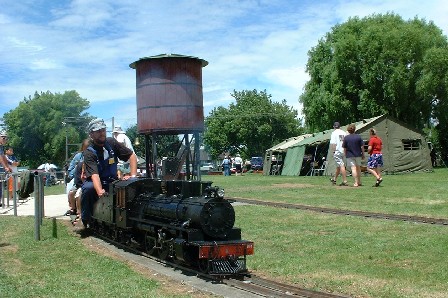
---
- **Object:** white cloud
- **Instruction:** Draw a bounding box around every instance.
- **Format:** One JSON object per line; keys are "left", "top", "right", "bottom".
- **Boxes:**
{"left": 1, "top": 0, "right": 448, "bottom": 122}
{"left": 30, "top": 59, "right": 59, "bottom": 70}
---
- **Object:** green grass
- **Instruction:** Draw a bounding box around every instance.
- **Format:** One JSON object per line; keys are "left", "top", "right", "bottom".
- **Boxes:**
{"left": 42, "top": 183, "right": 66, "bottom": 196}
{"left": 235, "top": 205, "right": 448, "bottom": 297}
{"left": 206, "top": 168, "right": 448, "bottom": 218}
{"left": 4, "top": 169, "right": 448, "bottom": 297}
{"left": 0, "top": 217, "right": 210, "bottom": 298}
{"left": 204, "top": 169, "right": 448, "bottom": 297}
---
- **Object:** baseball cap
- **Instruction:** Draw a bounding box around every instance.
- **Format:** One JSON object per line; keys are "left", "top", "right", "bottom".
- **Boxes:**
{"left": 88, "top": 118, "right": 107, "bottom": 132}
{"left": 112, "top": 125, "right": 124, "bottom": 133}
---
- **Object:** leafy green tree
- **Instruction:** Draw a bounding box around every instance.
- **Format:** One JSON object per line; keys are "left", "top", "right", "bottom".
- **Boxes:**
{"left": 204, "top": 89, "right": 303, "bottom": 159}
{"left": 300, "top": 13, "right": 448, "bottom": 132}
{"left": 3, "top": 91, "right": 91, "bottom": 168}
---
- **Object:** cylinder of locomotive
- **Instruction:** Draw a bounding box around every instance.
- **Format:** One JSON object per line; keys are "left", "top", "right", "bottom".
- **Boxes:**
{"left": 140, "top": 195, "right": 235, "bottom": 238}
{"left": 129, "top": 54, "right": 208, "bottom": 134}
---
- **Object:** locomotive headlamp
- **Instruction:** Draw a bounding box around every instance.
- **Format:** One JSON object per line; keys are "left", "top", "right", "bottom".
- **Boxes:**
{"left": 217, "top": 188, "right": 225, "bottom": 198}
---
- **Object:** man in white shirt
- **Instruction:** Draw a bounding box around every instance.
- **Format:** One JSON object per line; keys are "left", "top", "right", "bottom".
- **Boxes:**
{"left": 234, "top": 154, "right": 243, "bottom": 176}
{"left": 43, "top": 161, "right": 54, "bottom": 187}
{"left": 112, "top": 125, "right": 135, "bottom": 178}
{"left": 329, "top": 122, "right": 348, "bottom": 186}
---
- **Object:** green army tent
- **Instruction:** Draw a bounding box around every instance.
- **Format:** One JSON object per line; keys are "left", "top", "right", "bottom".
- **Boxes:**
{"left": 264, "top": 115, "right": 433, "bottom": 176}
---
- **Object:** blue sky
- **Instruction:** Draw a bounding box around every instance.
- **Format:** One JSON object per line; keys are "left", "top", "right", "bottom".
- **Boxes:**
{"left": 1, "top": 0, "right": 447, "bottom": 130}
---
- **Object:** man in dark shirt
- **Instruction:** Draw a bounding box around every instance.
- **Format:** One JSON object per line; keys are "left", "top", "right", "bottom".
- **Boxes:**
{"left": 342, "top": 124, "right": 365, "bottom": 187}
{"left": 81, "top": 118, "right": 137, "bottom": 228}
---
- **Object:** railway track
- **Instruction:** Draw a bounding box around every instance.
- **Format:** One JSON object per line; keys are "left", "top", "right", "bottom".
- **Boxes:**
{"left": 90, "top": 232, "right": 348, "bottom": 297}
{"left": 231, "top": 197, "right": 448, "bottom": 226}
{"left": 223, "top": 275, "right": 349, "bottom": 297}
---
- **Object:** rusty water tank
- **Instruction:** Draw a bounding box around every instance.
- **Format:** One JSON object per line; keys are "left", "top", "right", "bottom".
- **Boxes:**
{"left": 129, "top": 54, "right": 208, "bottom": 134}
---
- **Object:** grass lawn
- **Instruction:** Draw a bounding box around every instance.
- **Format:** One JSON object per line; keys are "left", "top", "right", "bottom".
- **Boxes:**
{"left": 0, "top": 216, "right": 213, "bottom": 298}
{"left": 42, "top": 183, "right": 66, "bottom": 196}
{"left": 206, "top": 168, "right": 448, "bottom": 218}
{"left": 2, "top": 169, "right": 447, "bottom": 297}
{"left": 207, "top": 168, "right": 448, "bottom": 297}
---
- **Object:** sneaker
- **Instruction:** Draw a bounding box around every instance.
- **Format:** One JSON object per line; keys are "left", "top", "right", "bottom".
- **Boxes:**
{"left": 330, "top": 178, "right": 337, "bottom": 185}
{"left": 375, "top": 178, "right": 383, "bottom": 187}
{"left": 339, "top": 181, "right": 349, "bottom": 186}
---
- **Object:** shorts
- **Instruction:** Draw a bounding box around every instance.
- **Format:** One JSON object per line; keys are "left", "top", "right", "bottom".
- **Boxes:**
{"left": 347, "top": 157, "right": 362, "bottom": 167}
{"left": 74, "top": 187, "right": 82, "bottom": 199}
{"left": 66, "top": 179, "right": 75, "bottom": 193}
{"left": 367, "top": 154, "right": 383, "bottom": 168}
{"left": 235, "top": 164, "right": 242, "bottom": 172}
{"left": 333, "top": 151, "right": 345, "bottom": 167}
{"left": 8, "top": 176, "right": 20, "bottom": 192}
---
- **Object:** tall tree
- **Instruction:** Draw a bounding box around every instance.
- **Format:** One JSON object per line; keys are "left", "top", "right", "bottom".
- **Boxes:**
{"left": 3, "top": 91, "right": 91, "bottom": 168}
{"left": 300, "top": 13, "right": 448, "bottom": 133}
{"left": 204, "top": 89, "right": 302, "bottom": 159}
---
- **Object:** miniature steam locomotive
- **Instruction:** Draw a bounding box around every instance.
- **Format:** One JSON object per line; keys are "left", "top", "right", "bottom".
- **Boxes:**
{"left": 90, "top": 177, "right": 254, "bottom": 276}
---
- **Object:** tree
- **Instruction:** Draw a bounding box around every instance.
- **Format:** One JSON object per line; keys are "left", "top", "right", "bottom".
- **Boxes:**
{"left": 204, "top": 89, "right": 303, "bottom": 159}
{"left": 3, "top": 91, "right": 91, "bottom": 168}
{"left": 300, "top": 13, "right": 448, "bottom": 133}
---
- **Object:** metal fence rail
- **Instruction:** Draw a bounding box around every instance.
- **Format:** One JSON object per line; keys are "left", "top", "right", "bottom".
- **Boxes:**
{"left": 1, "top": 171, "right": 48, "bottom": 240}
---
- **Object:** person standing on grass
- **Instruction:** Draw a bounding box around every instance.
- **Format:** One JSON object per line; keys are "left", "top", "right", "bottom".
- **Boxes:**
{"left": 342, "top": 124, "right": 365, "bottom": 187}
{"left": 329, "top": 122, "right": 348, "bottom": 186}
{"left": 43, "top": 160, "right": 54, "bottom": 187}
{"left": 366, "top": 128, "right": 383, "bottom": 187}
{"left": 221, "top": 156, "right": 230, "bottom": 176}
{"left": 234, "top": 154, "right": 243, "bottom": 176}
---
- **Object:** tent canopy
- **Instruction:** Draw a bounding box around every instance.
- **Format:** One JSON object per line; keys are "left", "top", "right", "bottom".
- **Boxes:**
{"left": 264, "top": 115, "right": 433, "bottom": 176}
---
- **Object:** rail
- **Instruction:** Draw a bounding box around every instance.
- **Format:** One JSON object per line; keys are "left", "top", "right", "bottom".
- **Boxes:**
{"left": 0, "top": 171, "right": 49, "bottom": 240}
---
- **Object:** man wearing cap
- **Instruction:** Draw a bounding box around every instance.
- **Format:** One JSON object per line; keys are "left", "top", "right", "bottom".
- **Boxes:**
{"left": 329, "top": 122, "right": 348, "bottom": 186}
{"left": 0, "top": 130, "right": 12, "bottom": 173}
{"left": 81, "top": 118, "right": 137, "bottom": 228}
{"left": 112, "top": 125, "right": 135, "bottom": 178}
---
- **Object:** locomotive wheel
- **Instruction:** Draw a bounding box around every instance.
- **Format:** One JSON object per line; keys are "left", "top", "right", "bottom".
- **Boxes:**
{"left": 144, "top": 232, "right": 158, "bottom": 256}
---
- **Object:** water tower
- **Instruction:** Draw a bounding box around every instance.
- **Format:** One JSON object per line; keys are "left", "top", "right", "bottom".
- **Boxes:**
{"left": 129, "top": 54, "right": 208, "bottom": 179}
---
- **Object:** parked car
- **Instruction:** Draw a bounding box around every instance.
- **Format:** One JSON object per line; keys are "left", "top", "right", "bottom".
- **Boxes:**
{"left": 200, "top": 163, "right": 215, "bottom": 171}
{"left": 250, "top": 157, "right": 263, "bottom": 171}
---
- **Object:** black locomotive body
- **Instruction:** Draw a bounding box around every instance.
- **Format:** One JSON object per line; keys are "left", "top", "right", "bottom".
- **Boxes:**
{"left": 90, "top": 178, "right": 254, "bottom": 276}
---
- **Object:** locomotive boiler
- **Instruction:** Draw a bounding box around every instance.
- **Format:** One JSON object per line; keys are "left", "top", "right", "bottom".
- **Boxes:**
{"left": 91, "top": 178, "right": 254, "bottom": 276}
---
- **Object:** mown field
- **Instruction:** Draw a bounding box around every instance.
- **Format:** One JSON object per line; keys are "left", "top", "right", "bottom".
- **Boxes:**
{"left": 1, "top": 169, "right": 447, "bottom": 297}
{"left": 0, "top": 216, "right": 215, "bottom": 298}
{"left": 208, "top": 168, "right": 448, "bottom": 218}
{"left": 208, "top": 169, "right": 448, "bottom": 297}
